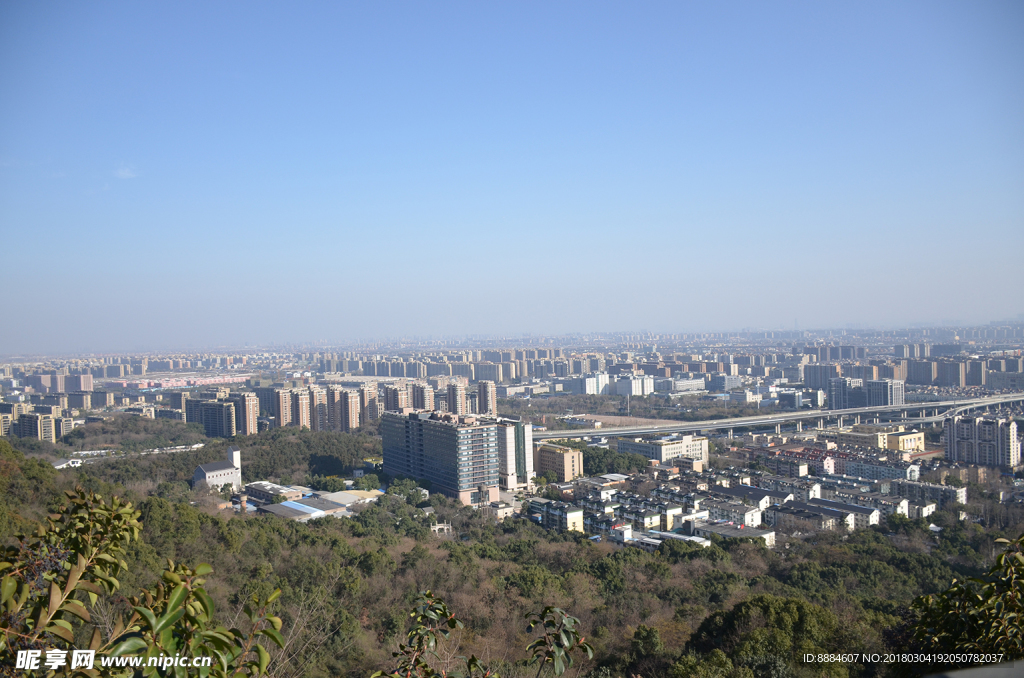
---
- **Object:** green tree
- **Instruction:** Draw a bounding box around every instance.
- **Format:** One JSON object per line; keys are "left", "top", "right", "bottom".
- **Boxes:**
{"left": 525, "top": 606, "right": 594, "bottom": 677}
{"left": 0, "top": 488, "right": 284, "bottom": 677}
{"left": 630, "top": 625, "right": 663, "bottom": 657}
{"left": 355, "top": 474, "right": 381, "bottom": 492}
{"left": 371, "top": 591, "right": 494, "bottom": 678}
{"left": 912, "top": 533, "right": 1024, "bottom": 658}
{"left": 671, "top": 650, "right": 752, "bottom": 678}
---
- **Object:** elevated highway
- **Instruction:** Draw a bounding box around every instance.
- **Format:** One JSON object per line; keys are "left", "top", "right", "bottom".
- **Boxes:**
{"left": 531, "top": 393, "right": 1024, "bottom": 441}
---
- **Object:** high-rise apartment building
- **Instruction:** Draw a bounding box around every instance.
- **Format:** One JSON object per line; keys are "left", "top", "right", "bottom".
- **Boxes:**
{"left": 327, "top": 386, "right": 360, "bottom": 432}
{"left": 804, "top": 364, "right": 841, "bottom": 390}
{"left": 496, "top": 417, "right": 534, "bottom": 490}
{"left": 92, "top": 391, "right": 115, "bottom": 409}
{"left": 359, "top": 383, "right": 378, "bottom": 421}
{"left": 185, "top": 398, "right": 205, "bottom": 424}
{"left": 907, "top": 360, "right": 937, "bottom": 385}
{"left": 944, "top": 415, "right": 1020, "bottom": 470}
{"left": 200, "top": 401, "right": 237, "bottom": 438}
{"left": 936, "top": 361, "right": 966, "bottom": 388}
{"left": 381, "top": 411, "right": 499, "bottom": 505}
{"left": 411, "top": 383, "right": 435, "bottom": 411}
{"left": 17, "top": 413, "right": 56, "bottom": 443}
{"left": 827, "top": 378, "right": 864, "bottom": 410}
{"left": 382, "top": 384, "right": 410, "bottom": 412}
{"left": 67, "top": 392, "right": 92, "bottom": 410}
{"left": 290, "top": 390, "right": 310, "bottom": 429}
{"left": 338, "top": 389, "right": 361, "bottom": 432}
{"left": 308, "top": 385, "right": 328, "bottom": 431}
{"left": 66, "top": 374, "right": 93, "bottom": 391}
{"left": 866, "top": 379, "right": 905, "bottom": 407}
{"left": 475, "top": 363, "right": 503, "bottom": 383}
{"left": 273, "top": 389, "right": 292, "bottom": 428}
{"left": 447, "top": 383, "right": 467, "bottom": 416}
{"left": 230, "top": 392, "right": 260, "bottom": 436}
{"left": 478, "top": 381, "right": 497, "bottom": 415}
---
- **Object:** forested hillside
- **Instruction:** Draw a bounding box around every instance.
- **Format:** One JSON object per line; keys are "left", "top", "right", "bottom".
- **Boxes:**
{"left": 0, "top": 433, "right": 1018, "bottom": 678}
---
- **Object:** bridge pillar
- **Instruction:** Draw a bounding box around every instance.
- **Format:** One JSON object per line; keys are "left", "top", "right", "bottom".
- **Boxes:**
{"left": 873, "top": 414, "right": 880, "bottom": 423}
{"left": 901, "top": 410, "right": 907, "bottom": 420}
{"left": 854, "top": 415, "right": 861, "bottom": 425}
{"left": 775, "top": 423, "right": 781, "bottom": 435}
{"left": 837, "top": 416, "right": 844, "bottom": 428}
{"left": 818, "top": 418, "right": 824, "bottom": 429}
{"left": 796, "top": 420, "right": 803, "bottom": 432}
{"left": 728, "top": 428, "right": 733, "bottom": 439}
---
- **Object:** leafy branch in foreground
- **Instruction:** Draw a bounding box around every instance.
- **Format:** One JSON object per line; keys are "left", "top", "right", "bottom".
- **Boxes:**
{"left": 913, "top": 532, "right": 1024, "bottom": 658}
{"left": 371, "top": 591, "right": 495, "bottom": 678}
{"left": 525, "top": 606, "right": 593, "bottom": 678}
{"left": 0, "top": 487, "right": 285, "bottom": 678}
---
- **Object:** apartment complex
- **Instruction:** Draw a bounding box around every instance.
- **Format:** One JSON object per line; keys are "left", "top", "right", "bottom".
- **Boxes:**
{"left": 381, "top": 410, "right": 499, "bottom": 505}
{"left": 943, "top": 415, "right": 1020, "bottom": 470}
{"left": 496, "top": 416, "right": 535, "bottom": 490}
{"left": 617, "top": 435, "right": 709, "bottom": 464}
{"left": 533, "top": 443, "right": 584, "bottom": 482}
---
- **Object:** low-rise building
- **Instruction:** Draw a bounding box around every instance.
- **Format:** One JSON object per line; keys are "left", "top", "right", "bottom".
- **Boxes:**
{"left": 697, "top": 498, "right": 762, "bottom": 527}
{"left": 245, "top": 481, "right": 303, "bottom": 504}
{"left": 689, "top": 520, "right": 776, "bottom": 548}
{"left": 889, "top": 479, "right": 967, "bottom": 507}
{"left": 617, "top": 435, "right": 709, "bottom": 464}
{"left": 807, "top": 498, "right": 880, "bottom": 529}
{"left": 908, "top": 502, "right": 937, "bottom": 519}
{"left": 193, "top": 446, "right": 243, "bottom": 492}
{"left": 528, "top": 498, "right": 584, "bottom": 532}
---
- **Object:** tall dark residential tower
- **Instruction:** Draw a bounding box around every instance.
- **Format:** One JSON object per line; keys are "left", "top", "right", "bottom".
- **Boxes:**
{"left": 447, "top": 383, "right": 467, "bottom": 416}
{"left": 290, "top": 390, "right": 310, "bottom": 429}
{"left": 381, "top": 410, "right": 499, "bottom": 505}
{"left": 382, "top": 384, "right": 410, "bottom": 411}
{"left": 308, "top": 385, "right": 328, "bottom": 431}
{"left": 273, "top": 389, "right": 292, "bottom": 428}
{"left": 200, "top": 401, "right": 236, "bottom": 438}
{"left": 478, "top": 380, "right": 497, "bottom": 415}
{"left": 866, "top": 379, "right": 905, "bottom": 407}
{"left": 411, "top": 382, "right": 435, "bottom": 411}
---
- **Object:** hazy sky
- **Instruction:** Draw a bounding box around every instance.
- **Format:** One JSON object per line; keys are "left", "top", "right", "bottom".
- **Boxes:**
{"left": 2, "top": 2, "right": 1022, "bottom": 354}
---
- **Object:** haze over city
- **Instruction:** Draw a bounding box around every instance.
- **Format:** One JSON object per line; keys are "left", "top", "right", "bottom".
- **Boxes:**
{"left": 5, "top": 5, "right": 1024, "bottom": 674}
{"left": 2, "top": 1, "right": 1023, "bottom": 355}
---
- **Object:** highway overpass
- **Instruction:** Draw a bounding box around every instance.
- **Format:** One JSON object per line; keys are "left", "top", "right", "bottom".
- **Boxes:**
{"left": 531, "top": 392, "right": 1024, "bottom": 441}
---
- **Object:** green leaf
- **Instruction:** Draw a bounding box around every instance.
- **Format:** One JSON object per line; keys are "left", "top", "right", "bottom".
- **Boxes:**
{"left": 48, "top": 580, "right": 62, "bottom": 617}
{"left": 134, "top": 606, "right": 158, "bottom": 632}
{"left": 155, "top": 608, "right": 186, "bottom": 635}
{"left": 260, "top": 628, "right": 285, "bottom": 649}
{"left": 256, "top": 644, "right": 270, "bottom": 675}
{"left": 166, "top": 584, "right": 188, "bottom": 613}
{"left": 110, "top": 636, "right": 149, "bottom": 656}
{"left": 1, "top": 576, "right": 16, "bottom": 603}
{"left": 61, "top": 600, "right": 91, "bottom": 622}
{"left": 45, "top": 622, "right": 74, "bottom": 643}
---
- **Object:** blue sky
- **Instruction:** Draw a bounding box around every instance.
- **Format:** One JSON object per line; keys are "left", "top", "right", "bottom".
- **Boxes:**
{"left": 1, "top": 2, "right": 1022, "bottom": 354}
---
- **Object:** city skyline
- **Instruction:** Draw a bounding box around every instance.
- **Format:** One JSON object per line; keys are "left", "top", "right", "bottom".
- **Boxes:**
{"left": 4, "top": 316, "right": 1024, "bottom": 360}
{"left": 2, "top": 2, "right": 1023, "bottom": 354}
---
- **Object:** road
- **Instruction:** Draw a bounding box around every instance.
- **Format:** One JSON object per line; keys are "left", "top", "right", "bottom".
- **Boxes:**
{"left": 531, "top": 393, "right": 1024, "bottom": 440}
